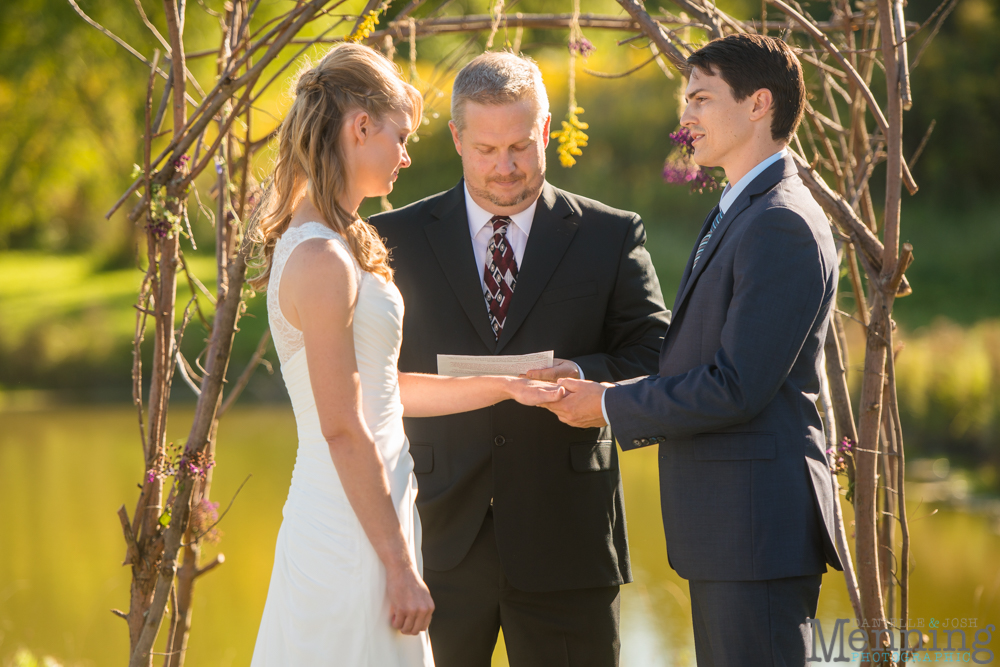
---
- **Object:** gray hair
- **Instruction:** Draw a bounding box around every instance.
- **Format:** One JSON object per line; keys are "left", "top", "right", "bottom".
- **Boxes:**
{"left": 450, "top": 51, "right": 550, "bottom": 132}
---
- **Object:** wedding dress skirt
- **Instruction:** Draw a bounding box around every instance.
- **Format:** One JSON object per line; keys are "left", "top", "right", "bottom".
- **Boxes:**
{"left": 251, "top": 222, "right": 433, "bottom": 667}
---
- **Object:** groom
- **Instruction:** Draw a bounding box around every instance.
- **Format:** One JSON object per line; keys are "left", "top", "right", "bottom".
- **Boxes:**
{"left": 373, "top": 52, "right": 670, "bottom": 666}
{"left": 549, "top": 34, "right": 844, "bottom": 666}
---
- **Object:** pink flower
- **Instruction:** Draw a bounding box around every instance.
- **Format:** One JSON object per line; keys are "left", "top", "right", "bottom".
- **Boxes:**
{"left": 663, "top": 126, "right": 720, "bottom": 193}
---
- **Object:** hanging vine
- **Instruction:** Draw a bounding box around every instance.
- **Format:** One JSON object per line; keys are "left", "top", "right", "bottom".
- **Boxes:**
{"left": 551, "top": 0, "right": 592, "bottom": 168}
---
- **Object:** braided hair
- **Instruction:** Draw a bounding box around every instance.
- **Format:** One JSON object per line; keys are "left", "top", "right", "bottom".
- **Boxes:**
{"left": 248, "top": 43, "right": 422, "bottom": 288}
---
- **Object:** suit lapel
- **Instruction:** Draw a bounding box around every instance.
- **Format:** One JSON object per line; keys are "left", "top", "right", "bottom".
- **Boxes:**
{"left": 670, "top": 156, "right": 793, "bottom": 323}
{"left": 672, "top": 205, "right": 719, "bottom": 313}
{"left": 495, "top": 182, "right": 579, "bottom": 354}
{"left": 424, "top": 181, "right": 497, "bottom": 351}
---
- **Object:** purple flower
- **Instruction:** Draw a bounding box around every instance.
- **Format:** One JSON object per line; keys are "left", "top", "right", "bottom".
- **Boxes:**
{"left": 569, "top": 37, "right": 596, "bottom": 58}
{"left": 669, "top": 127, "right": 696, "bottom": 158}
{"left": 662, "top": 126, "right": 721, "bottom": 193}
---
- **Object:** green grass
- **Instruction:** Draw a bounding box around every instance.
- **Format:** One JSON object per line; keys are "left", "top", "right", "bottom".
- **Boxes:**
{"left": 0, "top": 251, "right": 230, "bottom": 394}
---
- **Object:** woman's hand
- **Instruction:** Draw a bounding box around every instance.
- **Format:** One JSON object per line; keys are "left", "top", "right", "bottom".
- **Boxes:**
{"left": 386, "top": 562, "right": 435, "bottom": 635}
{"left": 506, "top": 377, "right": 567, "bottom": 406}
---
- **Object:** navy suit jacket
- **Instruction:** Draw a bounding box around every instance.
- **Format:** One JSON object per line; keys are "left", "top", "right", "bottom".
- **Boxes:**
{"left": 605, "top": 154, "right": 844, "bottom": 582}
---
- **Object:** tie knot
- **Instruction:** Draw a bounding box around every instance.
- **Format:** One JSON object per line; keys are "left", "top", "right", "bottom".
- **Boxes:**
{"left": 489, "top": 216, "right": 512, "bottom": 235}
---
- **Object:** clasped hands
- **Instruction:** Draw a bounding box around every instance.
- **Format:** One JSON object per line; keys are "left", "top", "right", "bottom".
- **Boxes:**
{"left": 510, "top": 358, "right": 611, "bottom": 429}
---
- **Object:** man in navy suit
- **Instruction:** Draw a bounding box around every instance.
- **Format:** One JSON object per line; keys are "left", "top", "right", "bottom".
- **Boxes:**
{"left": 546, "top": 34, "right": 844, "bottom": 666}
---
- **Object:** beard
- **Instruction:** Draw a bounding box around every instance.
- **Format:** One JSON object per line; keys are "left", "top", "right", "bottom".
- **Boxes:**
{"left": 467, "top": 169, "right": 545, "bottom": 208}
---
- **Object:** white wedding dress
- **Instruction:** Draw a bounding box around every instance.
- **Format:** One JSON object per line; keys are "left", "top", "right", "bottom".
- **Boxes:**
{"left": 251, "top": 222, "right": 433, "bottom": 667}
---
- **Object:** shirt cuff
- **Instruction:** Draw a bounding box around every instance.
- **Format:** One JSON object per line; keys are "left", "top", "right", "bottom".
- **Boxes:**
{"left": 571, "top": 361, "right": 585, "bottom": 380}
{"left": 600, "top": 387, "right": 610, "bottom": 427}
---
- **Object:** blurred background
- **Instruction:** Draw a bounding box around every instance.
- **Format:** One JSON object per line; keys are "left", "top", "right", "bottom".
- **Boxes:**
{"left": 1, "top": 0, "right": 998, "bottom": 664}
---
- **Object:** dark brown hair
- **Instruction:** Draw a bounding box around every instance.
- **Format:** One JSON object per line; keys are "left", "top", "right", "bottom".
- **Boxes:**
{"left": 687, "top": 34, "right": 805, "bottom": 142}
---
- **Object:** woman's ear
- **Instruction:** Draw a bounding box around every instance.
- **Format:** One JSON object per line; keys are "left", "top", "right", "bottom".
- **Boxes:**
{"left": 350, "top": 110, "right": 372, "bottom": 145}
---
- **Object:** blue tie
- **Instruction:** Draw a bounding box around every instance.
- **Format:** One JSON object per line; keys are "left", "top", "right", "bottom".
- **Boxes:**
{"left": 692, "top": 209, "right": 723, "bottom": 270}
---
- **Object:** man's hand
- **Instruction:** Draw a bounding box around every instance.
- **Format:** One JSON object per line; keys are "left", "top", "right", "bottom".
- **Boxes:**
{"left": 524, "top": 358, "right": 582, "bottom": 383}
{"left": 544, "top": 377, "right": 613, "bottom": 428}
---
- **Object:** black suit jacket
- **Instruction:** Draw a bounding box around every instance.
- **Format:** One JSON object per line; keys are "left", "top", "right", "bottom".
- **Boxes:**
{"left": 605, "top": 155, "right": 845, "bottom": 582}
{"left": 372, "top": 181, "right": 670, "bottom": 592}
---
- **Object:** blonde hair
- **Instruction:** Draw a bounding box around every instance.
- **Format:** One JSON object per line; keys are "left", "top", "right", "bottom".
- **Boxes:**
{"left": 248, "top": 43, "right": 422, "bottom": 288}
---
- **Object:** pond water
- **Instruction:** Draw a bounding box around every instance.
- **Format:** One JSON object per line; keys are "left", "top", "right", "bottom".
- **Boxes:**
{"left": 1, "top": 406, "right": 998, "bottom": 666}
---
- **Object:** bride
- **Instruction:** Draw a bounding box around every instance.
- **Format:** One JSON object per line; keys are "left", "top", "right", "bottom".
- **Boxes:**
{"left": 247, "top": 44, "right": 564, "bottom": 666}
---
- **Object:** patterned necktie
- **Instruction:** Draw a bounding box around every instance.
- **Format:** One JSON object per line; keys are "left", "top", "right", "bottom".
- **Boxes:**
{"left": 483, "top": 215, "right": 519, "bottom": 338}
{"left": 692, "top": 208, "right": 724, "bottom": 270}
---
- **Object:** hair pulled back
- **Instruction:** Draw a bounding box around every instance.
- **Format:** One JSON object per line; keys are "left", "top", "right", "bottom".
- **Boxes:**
{"left": 248, "top": 43, "right": 421, "bottom": 288}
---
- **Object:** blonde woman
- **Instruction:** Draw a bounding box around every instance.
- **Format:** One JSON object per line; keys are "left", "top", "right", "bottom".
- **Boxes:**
{"left": 247, "top": 44, "right": 563, "bottom": 667}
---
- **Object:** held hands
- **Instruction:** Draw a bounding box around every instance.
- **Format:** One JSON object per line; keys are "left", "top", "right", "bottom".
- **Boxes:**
{"left": 544, "top": 377, "right": 613, "bottom": 428}
{"left": 505, "top": 356, "right": 577, "bottom": 407}
{"left": 386, "top": 561, "right": 435, "bottom": 635}
{"left": 524, "top": 357, "right": 582, "bottom": 382}
{"left": 506, "top": 377, "right": 568, "bottom": 406}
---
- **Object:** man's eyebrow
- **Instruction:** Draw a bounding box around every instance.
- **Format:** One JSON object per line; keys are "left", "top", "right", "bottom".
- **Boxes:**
{"left": 685, "top": 88, "right": 708, "bottom": 101}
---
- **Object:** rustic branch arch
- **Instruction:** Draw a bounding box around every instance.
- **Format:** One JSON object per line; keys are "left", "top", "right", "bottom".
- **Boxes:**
{"left": 70, "top": 0, "right": 939, "bottom": 662}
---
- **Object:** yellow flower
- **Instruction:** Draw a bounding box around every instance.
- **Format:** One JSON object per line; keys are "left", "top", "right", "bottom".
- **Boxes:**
{"left": 347, "top": 10, "right": 380, "bottom": 43}
{"left": 551, "top": 106, "right": 589, "bottom": 167}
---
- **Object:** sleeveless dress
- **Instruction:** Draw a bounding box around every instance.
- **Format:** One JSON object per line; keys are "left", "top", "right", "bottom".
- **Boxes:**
{"left": 251, "top": 222, "right": 433, "bottom": 667}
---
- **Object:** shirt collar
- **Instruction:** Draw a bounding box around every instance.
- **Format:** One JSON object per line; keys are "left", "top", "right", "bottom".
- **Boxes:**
{"left": 464, "top": 181, "right": 538, "bottom": 238}
{"left": 719, "top": 148, "right": 788, "bottom": 215}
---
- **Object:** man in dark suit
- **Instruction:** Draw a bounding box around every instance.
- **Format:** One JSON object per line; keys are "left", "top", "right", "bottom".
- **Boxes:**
{"left": 372, "top": 52, "right": 670, "bottom": 667}
{"left": 548, "top": 35, "right": 844, "bottom": 666}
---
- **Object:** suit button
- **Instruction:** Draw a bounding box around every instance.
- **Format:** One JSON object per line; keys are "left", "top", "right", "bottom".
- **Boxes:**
{"left": 632, "top": 438, "right": 641, "bottom": 446}
{"left": 494, "top": 435, "right": 505, "bottom": 447}
{"left": 640, "top": 438, "right": 649, "bottom": 445}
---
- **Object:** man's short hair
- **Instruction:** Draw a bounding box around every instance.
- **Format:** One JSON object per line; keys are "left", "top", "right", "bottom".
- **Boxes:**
{"left": 687, "top": 34, "right": 806, "bottom": 143}
{"left": 451, "top": 51, "right": 550, "bottom": 132}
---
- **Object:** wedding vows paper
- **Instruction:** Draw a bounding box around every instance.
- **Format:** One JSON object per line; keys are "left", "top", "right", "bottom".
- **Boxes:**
{"left": 437, "top": 351, "right": 554, "bottom": 378}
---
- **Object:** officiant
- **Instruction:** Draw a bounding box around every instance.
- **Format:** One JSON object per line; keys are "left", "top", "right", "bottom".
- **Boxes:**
{"left": 372, "top": 51, "right": 671, "bottom": 667}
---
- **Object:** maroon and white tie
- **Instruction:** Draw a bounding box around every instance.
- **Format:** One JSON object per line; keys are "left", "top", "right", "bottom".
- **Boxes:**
{"left": 483, "top": 215, "right": 519, "bottom": 338}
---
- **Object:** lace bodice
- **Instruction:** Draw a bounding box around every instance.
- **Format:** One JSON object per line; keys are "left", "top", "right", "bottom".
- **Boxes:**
{"left": 267, "top": 222, "right": 358, "bottom": 364}
{"left": 266, "top": 221, "right": 406, "bottom": 437}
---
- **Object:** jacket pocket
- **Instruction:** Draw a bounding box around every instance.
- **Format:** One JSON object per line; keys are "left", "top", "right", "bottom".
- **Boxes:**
{"left": 570, "top": 441, "right": 615, "bottom": 472}
{"left": 541, "top": 280, "right": 598, "bottom": 304}
{"left": 409, "top": 444, "right": 434, "bottom": 473}
{"left": 692, "top": 433, "right": 776, "bottom": 461}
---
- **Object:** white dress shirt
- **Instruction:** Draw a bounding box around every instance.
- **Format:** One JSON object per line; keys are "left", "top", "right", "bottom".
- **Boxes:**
{"left": 465, "top": 183, "right": 537, "bottom": 292}
{"left": 598, "top": 149, "right": 788, "bottom": 426}
{"left": 464, "top": 182, "right": 584, "bottom": 379}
